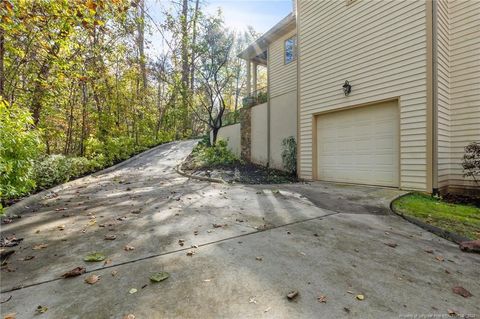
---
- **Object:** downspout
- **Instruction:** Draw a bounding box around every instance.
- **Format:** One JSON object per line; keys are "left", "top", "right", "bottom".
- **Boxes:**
{"left": 295, "top": 3, "right": 300, "bottom": 178}
{"left": 267, "top": 47, "right": 271, "bottom": 168}
{"left": 432, "top": 0, "right": 439, "bottom": 194}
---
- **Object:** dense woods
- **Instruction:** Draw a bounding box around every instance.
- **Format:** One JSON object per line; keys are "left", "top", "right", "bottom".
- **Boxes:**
{"left": 0, "top": 0, "right": 264, "bottom": 210}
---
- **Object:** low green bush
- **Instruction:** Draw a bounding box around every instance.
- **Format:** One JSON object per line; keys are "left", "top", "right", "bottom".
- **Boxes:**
{"left": 281, "top": 136, "right": 297, "bottom": 175}
{"left": 84, "top": 136, "right": 137, "bottom": 167}
{"left": 0, "top": 100, "right": 43, "bottom": 210}
{"left": 33, "top": 155, "right": 96, "bottom": 190}
{"left": 197, "top": 134, "right": 211, "bottom": 147}
{"left": 191, "top": 139, "right": 238, "bottom": 167}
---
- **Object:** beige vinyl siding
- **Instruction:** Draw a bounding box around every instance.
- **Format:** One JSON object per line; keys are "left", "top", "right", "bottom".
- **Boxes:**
{"left": 448, "top": 0, "right": 480, "bottom": 190}
{"left": 269, "top": 29, "right": 297, "bottom": 98}
{"left": 269, "top": 91, "right": 297, "bottom": 170}
{"left": 298, "top": 0, "right": 429, "bottom": 190}
{"left": 250, "top": 102, "right": 269, "bottom": 165}
{"left": 436, "top": 0, "right": 451, "bottom": 189}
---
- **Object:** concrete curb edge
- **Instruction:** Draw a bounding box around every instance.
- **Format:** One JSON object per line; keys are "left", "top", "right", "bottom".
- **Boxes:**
{"left": 175, "top": 161, "right": 226, "bottom": 184}
{"left": 390, "top": 193, "right": 471, "bottom": 244}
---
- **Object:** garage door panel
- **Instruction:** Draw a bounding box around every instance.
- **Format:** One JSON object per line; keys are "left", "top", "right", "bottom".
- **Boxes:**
{"left": 316, "top": 101, "right": 399, "bottom": 187}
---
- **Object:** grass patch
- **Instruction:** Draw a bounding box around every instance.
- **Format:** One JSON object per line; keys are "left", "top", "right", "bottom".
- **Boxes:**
{"left": 392, "top": 193, "right": 480, "bottom": 240}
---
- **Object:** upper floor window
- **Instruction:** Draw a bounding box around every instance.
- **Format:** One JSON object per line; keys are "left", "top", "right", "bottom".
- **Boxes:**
{"left": 285, "top": 35, "right": 297, "bottom": 64}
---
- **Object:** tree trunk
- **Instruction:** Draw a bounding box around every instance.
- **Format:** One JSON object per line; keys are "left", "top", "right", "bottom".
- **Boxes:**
{"left": 189, "top": 0, "right": 200, "bottom": 90}
{"left": 31, "top": 61, "right": 51, "bottom": 126}
{"left": 64, "top": 82, "right": 76, "bottom": 155}
{"left": 181, "top": 0, "right": 189, "bottom": 87}
{"left": 137, "top": 0, "right": 147, "bottom": 91}
{"left": 211, "top": 126, "right": 219, "bottom": 146}
{"left": 80, "top": 80, "right": 88, "bottom": 157}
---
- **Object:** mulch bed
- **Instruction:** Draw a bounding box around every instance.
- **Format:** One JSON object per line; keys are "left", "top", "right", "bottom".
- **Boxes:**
{"left": 182, "top": 161, "right": 298, "bottom": 184}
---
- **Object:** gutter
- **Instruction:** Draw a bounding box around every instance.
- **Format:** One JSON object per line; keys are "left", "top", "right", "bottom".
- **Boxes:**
{"left": 237, "top": 13, "right": 296, "bottom": 60}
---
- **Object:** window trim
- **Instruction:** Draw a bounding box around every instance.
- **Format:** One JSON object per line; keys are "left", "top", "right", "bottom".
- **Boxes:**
{"left": 284, "top": 35, "right": 297, "bottom": 65}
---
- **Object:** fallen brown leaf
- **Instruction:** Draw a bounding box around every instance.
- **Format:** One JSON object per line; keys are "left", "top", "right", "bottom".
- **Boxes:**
{"left": 317, "top": 295, "right": 327, "bottom": 303}
{"left": 447, "top": 309, "right": 457, "bottom": 316}
{"left": 3, "top": 313, "right": 16, "bottom": 319}
{"left": 32, "top": 244, "right": 48, "bottom": 250}
{"left": 1, "top": 236, "right": 23, "bottom": 248}
{"left": 286, "top": 290, "right": 298, "bottom": 300}
{"left": 123, "top": 315, "right": 135, "bottom": 319}
{"left": 85, "top": 274, "right": 100, "bottom": 284}
{"left": 62, "top": 267, "right": 86, "bottom": 278}
{"left": 435, "top": 255, "right": 445, "bottom": 262}
{"left": 104, "top": 235, "right": 117, "bottom": 240}
{"left": 255, "top": 256, "right": 263, "bottom": 261}
{"left": 186, "top": 250, "right": 196, "bottom": 256}
{"left": 459, "top": 239, "right": 480, "bottom": 253}
{"left": 20, "top": 256, "right": 35, "bottom": 261}
{"left": 111, "top": 270, "right": 118, "bottom": 276}
{"left": 124, "top": 245, "right": 135, "bottom": 251}
{"left": 452, "top": 286, "right": 472, "bottom": 298}
{"left": 425, "top": 248, "right": 433, "bottom": 253}
{"left": 36, "top": 305, "right": 48, "bottom": 314}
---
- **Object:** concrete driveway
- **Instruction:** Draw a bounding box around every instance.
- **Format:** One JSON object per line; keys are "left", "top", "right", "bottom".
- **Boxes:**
{"left": 1, "top": 140, "right": 479, "bottom": 319}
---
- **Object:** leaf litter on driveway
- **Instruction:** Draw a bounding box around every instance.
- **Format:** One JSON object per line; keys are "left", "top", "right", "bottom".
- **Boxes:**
{"left": 85, "top": 274, "right": 100, "bottom": 285}
{"left": 452, "top": 286, "right": 472, "bottom": 298}
{"left": 84, "top": 252, "right": 106, "bottom": 262}
{"left": 62, "top": 267, "right": 86, "bottom": 278}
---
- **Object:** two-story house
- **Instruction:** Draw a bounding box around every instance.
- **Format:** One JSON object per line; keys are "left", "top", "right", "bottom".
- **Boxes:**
{"left": 231, "top": 0, "right": 479, "bottom": 195}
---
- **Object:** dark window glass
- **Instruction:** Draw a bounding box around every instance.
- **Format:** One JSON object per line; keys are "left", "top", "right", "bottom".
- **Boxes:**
{"left": 285, "top": 36, "right": 297, "bottom": 64}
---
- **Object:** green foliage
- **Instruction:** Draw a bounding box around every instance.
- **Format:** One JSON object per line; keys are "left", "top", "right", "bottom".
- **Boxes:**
{"left": 223, "top": 110, "right": 240, "bottom": 126}
{"left": 463, "top": 142, "right": 480, "bottom": 184}
{"left": 0, "top": 100, "right": 43, "bottom": 201}
{"left": 257, "top": 90, "right": 268, "bottom": 104}
{"left": 197, "top": 135, "right": 211, "bottom": 147}
{"left": 85, "top": 136, "right": 135, "bottom": 167}
{"left": 33, "top": 155, "right": 96, "bottom": 190}
{"left": 281, "top": 136, "right": 297, "bottom": 174}
{"left": 191, "top": 140, "right": 238, "bottom": 167}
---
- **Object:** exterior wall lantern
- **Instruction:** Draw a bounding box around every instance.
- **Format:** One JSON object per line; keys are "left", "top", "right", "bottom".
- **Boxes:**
{"left": 342, "top": 80, "right": 352, "bottom": 96}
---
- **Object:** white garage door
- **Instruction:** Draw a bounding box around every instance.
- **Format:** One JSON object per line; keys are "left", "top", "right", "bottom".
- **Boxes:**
{"left": 316, "top": 100, "right": 399, "bottom": 187}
